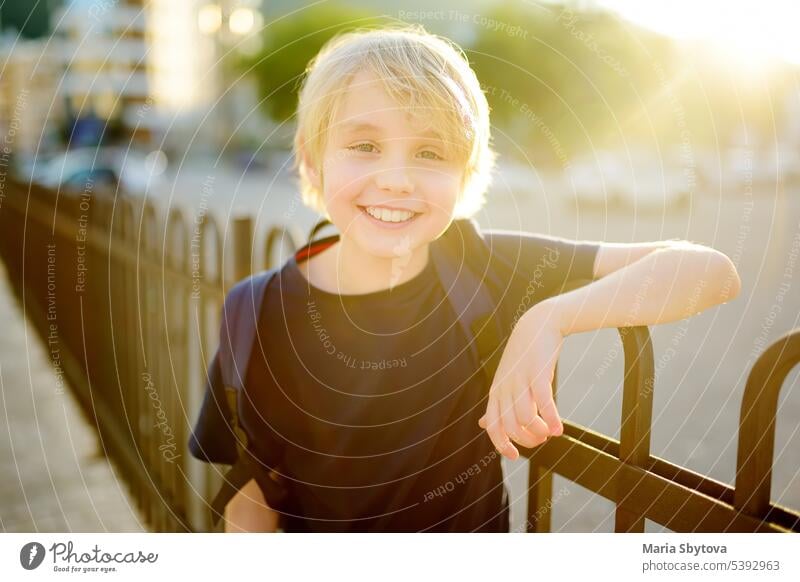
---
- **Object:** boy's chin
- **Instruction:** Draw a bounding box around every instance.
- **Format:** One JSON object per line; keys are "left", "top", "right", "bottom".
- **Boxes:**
{"left": 351, "top": 236, "right": 427, "bottom": 260}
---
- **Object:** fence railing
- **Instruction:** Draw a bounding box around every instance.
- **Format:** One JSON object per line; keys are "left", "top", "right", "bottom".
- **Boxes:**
{"left": 526, "top": 324, "right": 800, "bottom": 533}
{"left": 0, "top": 180, "right": 301, "bottom": 532}
{"left": 0, "top": 179, "right": 797, "bottom": 533}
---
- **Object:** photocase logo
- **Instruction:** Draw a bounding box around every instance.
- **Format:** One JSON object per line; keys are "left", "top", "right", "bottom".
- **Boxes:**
{"left": 20, "top": 542, "right": 46, "bottom": 570}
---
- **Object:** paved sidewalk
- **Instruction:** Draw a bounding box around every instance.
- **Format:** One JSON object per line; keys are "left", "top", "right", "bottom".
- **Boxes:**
{"left": 0, "top": 261, "right": 146, "bottom": 532}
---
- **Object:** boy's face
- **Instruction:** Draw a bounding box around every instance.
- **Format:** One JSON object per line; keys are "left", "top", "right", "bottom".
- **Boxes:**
{"left": 311, "top": 69, "right": 464, "bottom": 259}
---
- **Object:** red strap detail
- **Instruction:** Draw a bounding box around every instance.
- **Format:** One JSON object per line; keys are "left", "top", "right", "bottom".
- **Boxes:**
{"left": 294, "top": 237, "right": 338, "bottom": 263}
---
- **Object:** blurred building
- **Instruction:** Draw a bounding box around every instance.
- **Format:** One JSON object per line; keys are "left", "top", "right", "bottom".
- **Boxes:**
{"left": 0, "top": 33, "right": 62, "bottom": 156}
{"left": 52, "top": 0, "right": 151, "bottom": 145}
{"left": 1, "top": 0, "right": 270, "bottom": 158}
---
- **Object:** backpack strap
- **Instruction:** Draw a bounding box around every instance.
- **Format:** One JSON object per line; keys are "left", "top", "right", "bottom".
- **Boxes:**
{"left": 210, "top": 267, "right": 285, "bottom": 527}
{"left": 306, "top": 218, "right": 334, "bottom": 243}
{"left": 217, "top": 269, "right": 278, "bottom": 395}
{"left": 429, "top": 218, "right": 507, "bottom": 386}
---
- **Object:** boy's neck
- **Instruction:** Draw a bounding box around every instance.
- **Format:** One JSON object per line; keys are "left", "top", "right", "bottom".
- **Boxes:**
{"left": 299, "top": 236, "right": 431, "bottom": 295}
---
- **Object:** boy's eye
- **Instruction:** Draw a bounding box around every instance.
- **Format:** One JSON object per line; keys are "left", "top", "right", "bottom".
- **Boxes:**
{"left": 417, "top": 150, "right": 444, "bottom": 161}
{"left": 348, "top": 143, "right": 377, "bottom": 153}
{"left": 345, "top": 143, "right": 444, "bottom": 161}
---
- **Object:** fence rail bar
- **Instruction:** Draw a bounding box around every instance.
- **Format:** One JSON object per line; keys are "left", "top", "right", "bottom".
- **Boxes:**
{"left": 529, "top": 434, "right": 789, "bottom": 532}
{"left": 554, "top": 422, "right": 798, "bottom": 528}
{"left": 523, "top": 325, "right": 800, "bottom": 533}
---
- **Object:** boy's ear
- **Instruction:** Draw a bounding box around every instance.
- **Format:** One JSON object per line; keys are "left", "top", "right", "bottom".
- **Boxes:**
{"left": 299, "top": 142, "right": 322, "bottom": 190}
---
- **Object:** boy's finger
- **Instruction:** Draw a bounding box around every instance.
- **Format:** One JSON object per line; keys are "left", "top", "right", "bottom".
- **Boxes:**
{"left": 513, "top": 388, "right": 548, "bottom": 442}
{"left": 484, "top": 397, "right": 517, "bottom": 460}
{"left": 536, "top": 394, "right": 563, "bottom": 436}
{"left": 499, "top": 391, "right": 517, "bottom": 440}
{"left": 512, "top": 386, "right": 536, "bottom": 428}
{"left": 501, "top": 389, "right": 537, "bottom": 449}
{"left": 523, "top": 416, "right": 550, "bottom": 444}
{"left": 478, "top": 414, "right": 487, "bottom": 429}
{"left": 519, "top": 424, "right": 547, "bottom": 449}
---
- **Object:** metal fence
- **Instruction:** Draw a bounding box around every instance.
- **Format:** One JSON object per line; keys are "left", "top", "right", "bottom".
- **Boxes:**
{"left": 0, "top": 179, "right": 797, "bottom": 533}
{"left": 529, "top": 327, "right": 800, "bottom": 532}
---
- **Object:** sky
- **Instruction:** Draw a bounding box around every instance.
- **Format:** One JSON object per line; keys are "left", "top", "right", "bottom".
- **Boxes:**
{"left": 596, "top": 0, "right": 800, "bottom": 66}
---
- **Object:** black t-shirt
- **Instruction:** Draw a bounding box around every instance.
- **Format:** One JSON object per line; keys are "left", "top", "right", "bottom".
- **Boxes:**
{"left": 190, "top": 224, "right": 600, "bottom": 532}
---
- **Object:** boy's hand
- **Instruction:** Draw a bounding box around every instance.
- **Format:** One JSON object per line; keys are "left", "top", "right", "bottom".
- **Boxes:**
{"left": 478, "top": 302, "right": 565, "bottom": 460}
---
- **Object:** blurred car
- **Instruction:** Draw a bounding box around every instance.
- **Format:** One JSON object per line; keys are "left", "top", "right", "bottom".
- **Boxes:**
{"left": 28, "top": 146, "right": 168, "bottom": 195}
{"left": 693, "top": 149, "right": 723, "bottom": 191}
{"left": 565, "top": 149, "right": 690, "bottom": 212}
{"left": 624, "top": 149, "right": 691, "bottom": 211}
{"left": 720, "top": 146, "right": 800, "bottom": 191}
{"left": 720, "top": 146, "right": 761, "bottom": 192}
{"left": 767, "top": 147, "right": 800, "bottom": 184}
{"left": 564, "top": 151, "right": 628, "bottom": 210}
{"left": 489, "top": 160, "right": 546, "bottom": 200}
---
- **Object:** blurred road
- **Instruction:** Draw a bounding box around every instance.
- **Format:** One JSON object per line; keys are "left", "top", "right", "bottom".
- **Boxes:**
{"left": 0, "top": 260, "right": 146, "bottom": 532}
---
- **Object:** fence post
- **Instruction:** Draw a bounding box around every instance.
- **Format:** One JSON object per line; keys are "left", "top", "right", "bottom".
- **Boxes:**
{"left": 527, "top": 363, "right": 557, "bottom": 533}
{"left": 232, "top": 217, "right": 253, "bottom": 284}
{"left": 735, "top": 330, "right": 800, "bottom": 520}
{"left": 264, "top": 225, "right": 302, "bottom": 270}
{"left": 615, "top": 326, "right": 654, "bottom": 533}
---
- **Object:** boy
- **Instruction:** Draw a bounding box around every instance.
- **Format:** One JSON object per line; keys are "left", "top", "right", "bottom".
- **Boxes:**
{"left": 189, "top": 25, "right": 741, "bottom": 533}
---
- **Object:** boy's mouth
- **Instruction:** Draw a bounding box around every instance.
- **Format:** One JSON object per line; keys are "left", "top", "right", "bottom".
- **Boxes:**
{"left": 357, "top": 205, "right": 422, "bottom": 227}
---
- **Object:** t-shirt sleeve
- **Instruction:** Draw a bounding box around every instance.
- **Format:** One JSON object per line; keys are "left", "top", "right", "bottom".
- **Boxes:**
{"left": 187, "top": 349, "right": 239, "bottom": 465}
{"left": 485, "top": 228, "right": 601, "bottom": 300}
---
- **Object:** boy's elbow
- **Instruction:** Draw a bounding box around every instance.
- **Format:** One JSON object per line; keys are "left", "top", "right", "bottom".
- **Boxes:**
{"left": 711, "top": 251, "right": 741, "bottom": 303}
{"left": 223, "top": 478, "right": 280, "bottom": 533}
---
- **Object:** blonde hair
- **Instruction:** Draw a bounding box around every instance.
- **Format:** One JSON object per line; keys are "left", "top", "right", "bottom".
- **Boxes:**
{"left": 292, "top": 24, "right": 495, "bottom": 220}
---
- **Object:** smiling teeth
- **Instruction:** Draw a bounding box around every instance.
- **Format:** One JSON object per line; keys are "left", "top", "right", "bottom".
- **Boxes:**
{"left": 365, "top": 206, "right": 416, "bottom": 222}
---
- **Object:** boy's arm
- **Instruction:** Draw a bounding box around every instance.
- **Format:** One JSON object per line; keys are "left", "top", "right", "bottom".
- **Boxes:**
{"left": 478, "top": 242, "right": 740, "bottom": 459}
{"left": 540, "top": 242, "right": 741, "bottom": 336}
{"left": 591, "top": 240, "right": 676, "bottom": 279}
{"left": 224, "top": 478, "right": 280, "bottom": 533}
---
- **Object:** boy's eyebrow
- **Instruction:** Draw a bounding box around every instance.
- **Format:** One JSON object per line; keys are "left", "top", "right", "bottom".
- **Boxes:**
{"left": 339, "top": 121, "right": 442, "bottom": 140}
{"left": 340, "top": 121, "right": 382, "bottom": 134}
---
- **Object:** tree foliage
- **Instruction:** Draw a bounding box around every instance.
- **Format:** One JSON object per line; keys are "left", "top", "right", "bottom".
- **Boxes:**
{"left": 238, "top": 2, "right": 796, "bottom": 163}
{"left": 237, "top": 5, "right": 389, "bottom": 122}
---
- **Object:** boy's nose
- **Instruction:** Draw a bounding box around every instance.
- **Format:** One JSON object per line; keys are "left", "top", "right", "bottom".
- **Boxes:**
{"left": 374, "top": 165, "right": 414, "bottom": 194}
